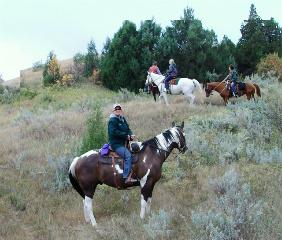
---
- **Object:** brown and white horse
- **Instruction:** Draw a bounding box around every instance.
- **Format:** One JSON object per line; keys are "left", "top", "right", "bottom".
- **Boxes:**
{"left": 69, "top": 122, "right": 187, "bottom": 227}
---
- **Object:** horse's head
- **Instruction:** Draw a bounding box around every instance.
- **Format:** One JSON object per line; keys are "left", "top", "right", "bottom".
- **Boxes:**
{"left": 204, "top": 83, "right": 213, "bottom": 97}
{"left": 145, "top": 72, "right": 153, "bottom": 86}
{"left": 171, "top": 121, "right": 187, "bottom": 153}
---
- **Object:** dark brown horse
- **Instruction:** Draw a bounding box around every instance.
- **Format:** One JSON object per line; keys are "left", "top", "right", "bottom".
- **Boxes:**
{"left": 69, "top": 122, "right": 187, "bottom": 227}
{"left": 148, "top": 83, "right": 160, "bottom": 102}
{"left": 204, "top": 81, "right": 261, "bottom": 105}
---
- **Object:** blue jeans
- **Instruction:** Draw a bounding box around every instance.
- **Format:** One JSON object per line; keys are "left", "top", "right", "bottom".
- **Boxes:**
{"left": 115, "top": 146, "right": 132, "bottom": 179}
{"left": 231, "top": 81, "right": 237, "bottom": 95}
{"left": 164, "top": 75, "right": 174, "bottom": 90}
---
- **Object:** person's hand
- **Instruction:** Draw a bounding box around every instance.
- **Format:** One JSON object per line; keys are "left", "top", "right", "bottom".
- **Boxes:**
{"left": 130, "top": 135, "right": 135, "bottom": 141}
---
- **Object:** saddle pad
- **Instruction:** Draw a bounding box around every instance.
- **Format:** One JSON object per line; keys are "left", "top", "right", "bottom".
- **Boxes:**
{"left": 238, "top": 82, "right": 246, "bottom": 90}
{"left": 98, "top": 153, "right": 139, "bottom": 165}
{"left": 169, "top": 78, "right": 180, "bottom": 85}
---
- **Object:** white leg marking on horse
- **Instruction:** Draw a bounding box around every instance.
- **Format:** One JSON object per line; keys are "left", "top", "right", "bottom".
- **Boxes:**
{"left": 83, "top": 199, "right": 90, "bottom": 222}
{"left": 140, "top": 169, "right": 150, "bottom": 188}
{"left": 146, "top": 197, "right": 152, "bottom": 214}
{"left": 115, "top": 164, "right": 123, "bottom": 174}
{"left": 85, "top": 196, "right": 97, "bottom": 227}
{"left": 140, "top": 194, "right": 147, "bottom": 219}
{"left": 143, "top": 155, "right": 147, "bottom": 163}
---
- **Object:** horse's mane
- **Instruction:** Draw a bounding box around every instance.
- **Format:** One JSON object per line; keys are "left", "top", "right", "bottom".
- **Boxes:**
{"left": 141, "top": 127, "right": 180, "bottom": 152}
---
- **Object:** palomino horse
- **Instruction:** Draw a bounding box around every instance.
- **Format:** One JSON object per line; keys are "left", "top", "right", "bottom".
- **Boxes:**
{"left": 204, "top": 81, "right": 261, "bottom": 105}
{"left": 145, "top": 72, "right": 203, "bottom": 105}
{"left": 69, "top": 122, "right": 187, "bottom": 227}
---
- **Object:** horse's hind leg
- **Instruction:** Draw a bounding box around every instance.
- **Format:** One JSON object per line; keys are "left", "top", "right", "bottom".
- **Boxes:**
{"left": 82, "top": 184, "right": 98, "bottom": 227}
{"left": 83, "top": 199, "right": 90, "bottom": 222}
{"left": 84, "top": 196, "right": 97, "bottom": 227}
{"left": 185, "top": 93, "right": 195, "bottom": 104}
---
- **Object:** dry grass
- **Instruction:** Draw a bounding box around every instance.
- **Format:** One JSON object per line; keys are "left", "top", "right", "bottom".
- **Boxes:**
{"left": 0, "top": 81, "right": 281, "bottom": 239}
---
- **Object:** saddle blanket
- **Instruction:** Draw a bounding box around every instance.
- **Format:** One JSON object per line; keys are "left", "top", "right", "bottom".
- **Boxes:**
{"left": 98, "top": 153, "right": 139, "bottom": 165}
{"left": 169, "top": 78, "right": 180, "bottom": 85}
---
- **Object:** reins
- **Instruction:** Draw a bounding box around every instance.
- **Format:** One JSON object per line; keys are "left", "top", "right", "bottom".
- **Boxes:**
{"left": 211, "top": 80, "right": 228, "bottom": 95}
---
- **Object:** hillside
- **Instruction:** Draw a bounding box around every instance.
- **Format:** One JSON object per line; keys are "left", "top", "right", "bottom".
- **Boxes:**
{"left": 0, "top": 76, "right": 281, "bottom": 239}
{"left": 3, "top": 58, "right": 73, "bottom": 88}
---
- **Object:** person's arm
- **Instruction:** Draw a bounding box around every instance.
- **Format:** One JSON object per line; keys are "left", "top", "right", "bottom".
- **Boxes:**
{"left": 123, "top": 117, "right": 133, "bottom": 136}
{"left": 156, "top": 67, "right": 161, "bottom": 75}
{"left": 223, "top": 74, "right": 230, "bottom": 81}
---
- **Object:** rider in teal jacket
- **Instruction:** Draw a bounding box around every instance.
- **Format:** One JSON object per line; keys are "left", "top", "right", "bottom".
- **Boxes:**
{"left": 108, "top": 104, "right": 134, "bottom": 183}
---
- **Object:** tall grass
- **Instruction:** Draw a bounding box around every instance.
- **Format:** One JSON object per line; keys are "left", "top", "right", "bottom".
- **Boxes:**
{"left": 0, "top": 77, "right": 281, "bottom": 239}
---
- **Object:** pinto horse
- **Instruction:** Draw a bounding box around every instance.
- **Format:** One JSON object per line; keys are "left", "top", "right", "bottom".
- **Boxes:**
{"left": 69, "top": 122, "right": 187, "bottom": 227}
{"left": 145, "top": 72, "right": 203, "bottom": 105}
{"left": 204, "top": 81, "right": 261, "bottom": 105}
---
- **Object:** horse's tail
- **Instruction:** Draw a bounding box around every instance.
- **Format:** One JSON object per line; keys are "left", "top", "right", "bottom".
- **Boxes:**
{"left": 69, "top": 157, "right": 85, "bottom": 198}
{"left": 193, "top": 79, "right": 205, "bottom": 103}
{"left": 253, "top": 83, "right": 261, "bottom": 97}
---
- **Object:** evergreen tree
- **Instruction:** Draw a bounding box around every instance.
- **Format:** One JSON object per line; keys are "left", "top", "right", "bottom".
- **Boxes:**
{"left": 138, "top": 19, "right": 162, "bottom": 75}
{"left": 84, "top": 40, "right": 99, "bottom": 77}
{"left": 100, "top": 20, "right": 141, "bottom": 92}
{"left": 237, "top": 4, "right": 282, "bottom": 75}
{"left": 216, "top": 36, "right": 236, "bottom": 77}
{"left": 156, "top": 7, "right": 218, "bottom": 81}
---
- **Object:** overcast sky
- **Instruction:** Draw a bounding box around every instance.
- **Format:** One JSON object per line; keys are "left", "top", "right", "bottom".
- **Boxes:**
{"left": 1, "top": 0, "right": 281, "bottom": 80}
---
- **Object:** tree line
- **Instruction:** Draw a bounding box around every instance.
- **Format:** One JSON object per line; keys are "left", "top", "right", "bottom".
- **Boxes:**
{"left": 43, "top": 4, "right": 282, "bottom": 91}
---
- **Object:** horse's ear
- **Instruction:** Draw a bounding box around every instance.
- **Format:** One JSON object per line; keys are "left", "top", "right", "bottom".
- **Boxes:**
{"left": 181, "top": 121, "right": 184, "bottom": 129}
{"left": 172, "top": 121, "right": 176, "bottom": 127}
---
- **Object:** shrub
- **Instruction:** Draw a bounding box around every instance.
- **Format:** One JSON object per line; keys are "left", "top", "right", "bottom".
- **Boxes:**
{"left": 42, "top": 51, "right": 61, "bottom": 86}
{"left": 191, "top": 168, "right": 265, "bottom": 240}
{"left": 58, "top": 74, "right": 74, "bottom": 86}
{"left": 0, "top": 88, "right": 18, "bottom": 104}
{"left": 20, "top": 88, "right": 38, "bottom": 100}
{"left": 78, "top": 104, "right": 107, "bottom": 155}
{"left": 144, "top": 209, "right": 172, "bottom": 239}
{"left": 44, "top": 155, "right": 72, "bottom": 192}
{"left": 257, "top": 53, "right": 282, "bottom": 82}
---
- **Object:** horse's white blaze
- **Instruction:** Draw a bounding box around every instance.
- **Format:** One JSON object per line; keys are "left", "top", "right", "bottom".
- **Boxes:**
{"left": 115, "top": 164, "right": 123, "bottom": 174}
{"left": 84, "top": 196, "right": 97, "bottom": 227}
{"left": 140, "top": 169, "right": 150, "bottom": 188}
{"left": 140, "top": 194, "right": 147, "bottom": 219}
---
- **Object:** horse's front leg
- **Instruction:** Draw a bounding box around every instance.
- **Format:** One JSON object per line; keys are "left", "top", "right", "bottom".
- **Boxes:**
{"left": 160, "top": 92, "right": 169, "bottom": 105}
{"left": 139, "top": 170, "right": 156, "bottom": 219}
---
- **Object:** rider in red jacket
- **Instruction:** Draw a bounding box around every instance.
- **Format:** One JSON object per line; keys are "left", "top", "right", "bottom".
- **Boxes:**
{"left": 148, "top": 61, "right": 161, "bottom": 75}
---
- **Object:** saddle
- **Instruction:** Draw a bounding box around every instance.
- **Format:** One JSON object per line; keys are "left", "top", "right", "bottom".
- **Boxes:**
{"left": 98, "top": 141, "right": 141, "bottom": 165}
{"left": 168, "top": 78, "right": 180, "bottom": 85}
{"left": 98, "top": 150, "right": 139, "bottom": 165}
{"left": 226, "top": 81, "right": 246, "bottom": 97}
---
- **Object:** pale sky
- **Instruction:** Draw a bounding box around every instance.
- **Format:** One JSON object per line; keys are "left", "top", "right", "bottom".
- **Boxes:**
{"left": 1, "top": 0, "right": 281, "bottom": 80}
